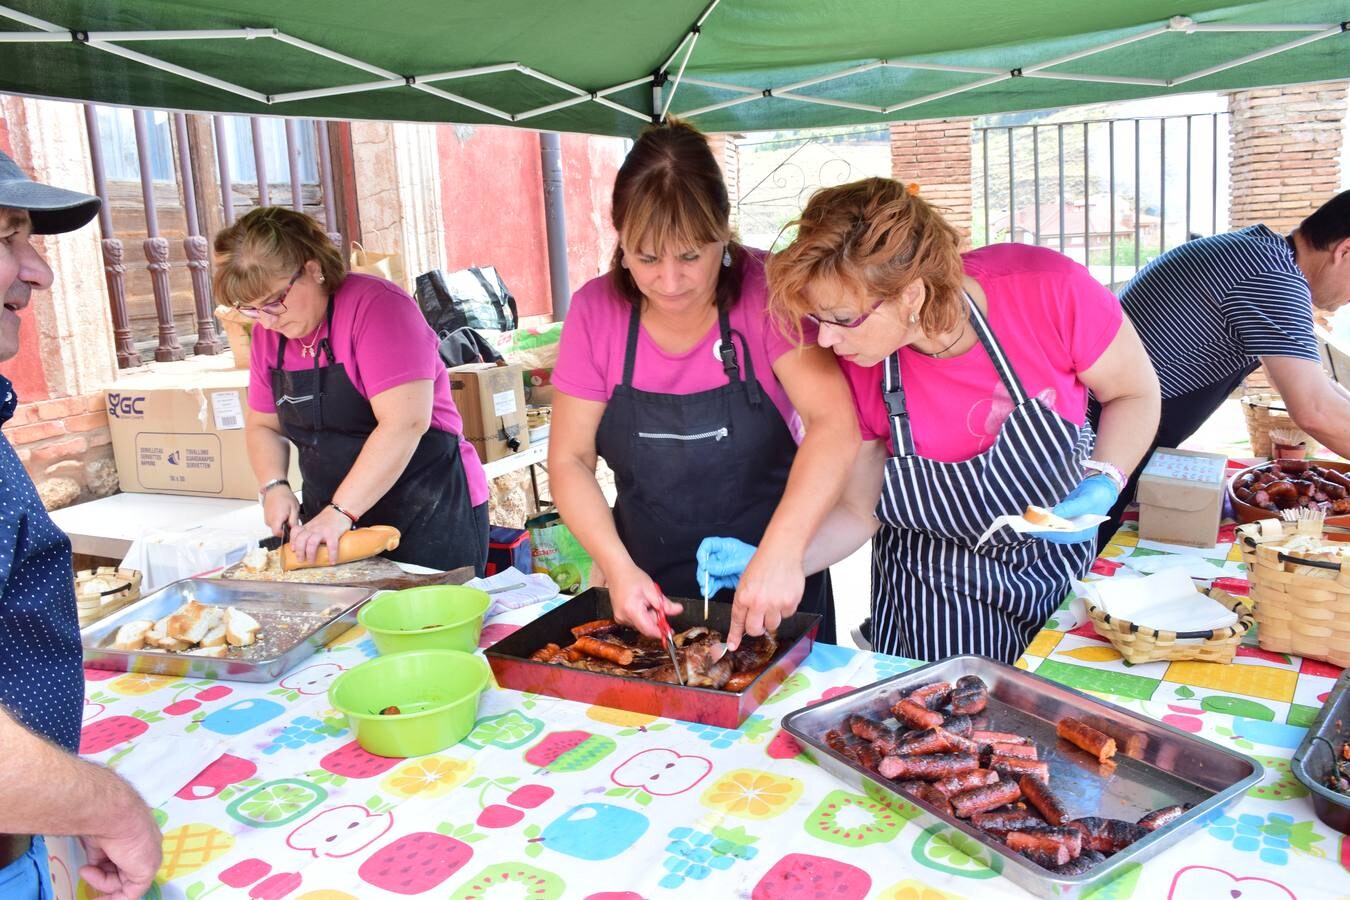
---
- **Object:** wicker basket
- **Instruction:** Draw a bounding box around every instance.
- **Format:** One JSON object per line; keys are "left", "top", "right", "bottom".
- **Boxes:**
{"left": 1240, "top": 393, "right": 1312, "bottom": 459}
{"left": 1237, "top": 521, "right": 1350, "bottom": 666}
{"left": 1084, "top": 588, "right": 1253, "bottom": 664}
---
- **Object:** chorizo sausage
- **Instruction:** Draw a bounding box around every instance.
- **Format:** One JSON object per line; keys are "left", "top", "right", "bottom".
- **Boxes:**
{"left": 894, "top": 727, "right": 964, "bottom": 756}
{"left": 931, "top": 768, "right": 1000, "bottom": 800}
{"left": 570, "top": 618, "right": 619, "bottom": 639}
{"left": 573, "top": 636, "right": 634, "bottom": 666}
{"left": 878, "top": 751, "right": 979, "bottom": 781}
{"left": 1056, "top": 717, "right": 1117, "bottom": 763}
{"left": 941, "top": 714, "right": 974, "bottom": 737}
{"left": 1137, "top": 803, "right": 1191, "bottom": 831}
{"left": 1018, "top": 775, "right": 1070, "bottom": 825}
{"left": 1320, "top": 468, "right": 1350, "bottom": 491}
{"left": 1007, "top": 826, "right": 1083, "bottom": 860}
{"left": 1069, "top": 817, "right": 1149, "bottom": 853}
{"left": 991, "top": 742, "right": 1038, "bottom": 759}
{"left": 991, "top": 756, "right": 1050, "bottom": 781}
{"left": 1311, "top": 476, "right": 1349, "bottom": 500}
{"left": 950, "top": 675, "right": 989, "bottom": 715}
{"left": 1052, "top": 848, "right": 1108, "bottom": 875}
{"left": 971, "top": 809, "right": 1047, "bottom": 835}
{"left": 893, "top": 698, "right": 946, "bottom": 730}
{"left": 1274, "top": 458, "right": 1310, "bottom": 475}
{"left": 950, "top": 779, "right": 1022, "bottom": 818}
{"left": 1266, "top": 481, "right": 1298, "bottom": 508}
{"left": 529, "top": 643, "right": 562, "bottom": 662}
{"left": 900, "top": 679, "right": 953, "bottom": 709}
{"left": 846, "top": 714, "right": 892, "bottom": 743}
{"left": 971, "top": 730, "right": 1030, "bottom": 745}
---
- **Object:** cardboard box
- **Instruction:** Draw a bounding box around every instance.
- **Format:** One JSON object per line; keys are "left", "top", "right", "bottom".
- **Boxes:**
{"left": 1136, "top": 447, "right": 1228, "bottom": 548}
{"left": 449, "top": 361, "right": 530, "bottom": 463}
{"left": 106, "top": 356, "right": 300, "bottom": 500}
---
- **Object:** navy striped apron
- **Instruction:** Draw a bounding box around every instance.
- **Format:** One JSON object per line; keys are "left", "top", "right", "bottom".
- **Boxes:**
{"left": 871, "top": 294, "right": 1096, "bottom": 663}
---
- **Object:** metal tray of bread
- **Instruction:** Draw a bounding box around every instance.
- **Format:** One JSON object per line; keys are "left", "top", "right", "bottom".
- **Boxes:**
{"left": 81, "top": 578, "right": 373, "bottom": 682}
{"left": 782, "top": 655, "right": 1262, "bottom": 899}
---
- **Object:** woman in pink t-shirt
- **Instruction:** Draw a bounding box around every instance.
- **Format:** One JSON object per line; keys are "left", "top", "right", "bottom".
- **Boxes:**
{"left": 551, "top": 121, "right": 859, "bottom": 651}
{"left": 214, "top": 207, "right": 488, "bottom": 573}
{"left": 705, "top": 178, "right": 1160, "bottom": 663}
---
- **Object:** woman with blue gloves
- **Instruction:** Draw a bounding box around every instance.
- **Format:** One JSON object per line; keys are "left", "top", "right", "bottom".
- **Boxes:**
{"left": 700, "top": 178, "right": 1159, "bottom": 662}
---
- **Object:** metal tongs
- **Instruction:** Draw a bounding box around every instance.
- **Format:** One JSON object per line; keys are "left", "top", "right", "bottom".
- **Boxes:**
{"left": 653, "top": 590, "right": 685, "bottom": 686}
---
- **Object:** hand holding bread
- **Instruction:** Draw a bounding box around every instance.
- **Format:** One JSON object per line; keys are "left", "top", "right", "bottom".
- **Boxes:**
{"left": 282, "top": 525, "right": 401, "bottom": 571}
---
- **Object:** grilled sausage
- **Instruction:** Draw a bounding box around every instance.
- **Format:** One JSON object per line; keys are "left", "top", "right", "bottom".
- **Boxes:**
{"left": 1057, "top": 717, "right": 1117, "bottom": 763}
{"left": 1052, "top": 848, "right": 1108, "bottom": 875}
{"left": 1019, "top": 846, "right": 1073, "bottom": 869}
{"left": 950, "top": 779, "right": 1021, "bottom": 818}
{"left": 970, "top": 809, "right": 1047, "bottom": 835}
{"left": 529, "top": 642, "right": 561, "bottom": 662}
{"left": 894, "top": 727, "right": 965, "bottom": 756}
{"left": 893, "top": 698, "right": 946, "bottom": 730}
{"left": 949, "top": 675, "right": 989, "bottom": 715}
{"left": 991, "top": 742, "right": 1038, "bottom": 759}
{"left": 574, "top": 636, "right": 635, "bottom": 666}
{"left": 971, "top": 730, "right": 1030, "bottom": 745}
{"left": 931, "top": 768, "right": 1000, "bottom": 800}
{"left": 941, "top": 714, "right": 974, "bottom": 737}
{"left": 991, "top": 756, "right": 1050, "bottom": 781}
{"left": 901, "top": 680, "right": 954, "bottom": 710}
{"left": 1018, "top": 776, "right": 1069, "bottom": 825}
{"left": 1007, "top": 826, "right": 1083, "bottom": 861}
{"left": 570, "top": 618, "right": 619, "bottom": 639}
{"left": 846, "top": 714, "right": 892, "bottom": 743}
{"left": 878, "top": 751, "right": 979, "bottom": 781}
{"left": 1137, "top": 803, "right": 1191, "bottom": 831}
{"left": 1070, "top": 817, "right": 1149, "bottom": 853}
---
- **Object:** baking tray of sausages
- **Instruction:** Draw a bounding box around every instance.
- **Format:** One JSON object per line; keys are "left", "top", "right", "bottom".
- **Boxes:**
{"left": 82, "top": 578, "right": 374, "bottom": 683}
{"left": 485, "top": 588, "right": 819, "bottom": 728}
{"left": 782, "top": 655, "right": 1262, "bottom": 898}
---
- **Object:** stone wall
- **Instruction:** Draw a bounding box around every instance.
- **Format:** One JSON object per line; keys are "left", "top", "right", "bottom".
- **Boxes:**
{"left": 1228, "top": 81, "right": 1347, "bottom": 232}
{"left": 889, "top": 119, "right": 974, "bottom": 243}
{"left": 5, "top": 394, "right": 116, "bottom": 508}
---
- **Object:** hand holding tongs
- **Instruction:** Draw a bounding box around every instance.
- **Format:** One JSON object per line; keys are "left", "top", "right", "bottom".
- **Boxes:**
{"left": 653, "top": 590, "right": 685, "bottom": 686}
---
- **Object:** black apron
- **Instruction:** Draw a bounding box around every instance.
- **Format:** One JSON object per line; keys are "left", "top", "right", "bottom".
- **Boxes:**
{"left": 595, "top": 305, "right": 835, "bottom": 643}
{"left": 872, "top": 294, "right": 1095, "bottom": 663}
{"left": 270, "top": 299, "right": 487, "bottom": 573}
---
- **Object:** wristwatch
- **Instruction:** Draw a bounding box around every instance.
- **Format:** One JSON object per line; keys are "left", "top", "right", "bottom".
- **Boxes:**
{"left": 1082, "top": 459, "right": 1127, "bottom": 493}
{"left": 258, "top": 478, "right": 291, "bottom": 503}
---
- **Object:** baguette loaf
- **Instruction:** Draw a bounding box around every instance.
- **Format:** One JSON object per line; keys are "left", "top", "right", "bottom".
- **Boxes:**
{"left": 1023, "top": 505, "right": 1074, "bottom": 531}
{"left": 281, "top": 525, "right": 401, "bottom": 571}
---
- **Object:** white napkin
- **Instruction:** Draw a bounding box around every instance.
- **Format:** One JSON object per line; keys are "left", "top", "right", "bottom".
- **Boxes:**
{"left": 121, "top": 527, "right": 260, "bottom": 593}
{"left": 1082, "top": 567, "right": 1238, "bottom": 633}
{"left": 1122, "top": 554, "right": 1230, "bottom": 580}
{"left": 468, "top": 567, "right": 561, "bottom": 617}
{"left": 974, "top": 512, "right": 1109, "bottom": 550}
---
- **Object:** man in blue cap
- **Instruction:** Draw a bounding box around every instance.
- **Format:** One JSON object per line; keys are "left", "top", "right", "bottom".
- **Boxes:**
{"left": 0, "top": 148, "right": 160, "bottom": 899}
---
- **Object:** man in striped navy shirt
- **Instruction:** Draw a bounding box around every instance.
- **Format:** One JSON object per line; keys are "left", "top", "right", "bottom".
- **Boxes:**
{"left": 1093, "top": 190, "right": 1350, "bottom": 547}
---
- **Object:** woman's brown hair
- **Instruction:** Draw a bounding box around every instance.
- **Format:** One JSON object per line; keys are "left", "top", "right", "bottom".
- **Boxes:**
{"left": 609, "top": 118, "right": 743, "bottom": 310}
{"left": 213, "top": 206, "right": 346, "bottom": 308}
{"left": 767, "top": 177, "right": 965, "bottom": 338}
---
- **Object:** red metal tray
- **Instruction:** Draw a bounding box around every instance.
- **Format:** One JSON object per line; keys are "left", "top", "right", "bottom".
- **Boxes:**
{"left": 485, "top": 588, "right": 820, "bottom": 727}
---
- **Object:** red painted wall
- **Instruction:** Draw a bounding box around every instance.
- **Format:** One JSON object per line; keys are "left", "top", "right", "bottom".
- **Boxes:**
{"left": 0, "top": 107, "right": 52, "bottom": 403}
{"left": 436, "top": 124, "right": 626, "bottom": 319}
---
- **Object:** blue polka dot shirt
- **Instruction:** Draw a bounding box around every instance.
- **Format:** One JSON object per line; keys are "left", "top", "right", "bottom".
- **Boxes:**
{"left": 0, "top": 376, "right": 83, "bottom": 752}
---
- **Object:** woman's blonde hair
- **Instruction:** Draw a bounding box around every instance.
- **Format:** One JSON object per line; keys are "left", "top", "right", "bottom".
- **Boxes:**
{"left": 610, "top": 118, "right": 743, "bottom": 310}
{"left": 213, "top": 206, "right": 345, "bottom": 308}
{"left": 767, "top": 177, "right": 965, "bottom": 338}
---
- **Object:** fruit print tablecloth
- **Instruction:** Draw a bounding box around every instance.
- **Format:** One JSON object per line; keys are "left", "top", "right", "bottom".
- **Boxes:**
{"left": 52, "top": 518, "right": 1348, "bottom": 899}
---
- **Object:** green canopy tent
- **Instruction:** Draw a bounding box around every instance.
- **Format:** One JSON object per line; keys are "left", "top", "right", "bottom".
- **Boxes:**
{"left": 0, "top": 1, "right": 1347, "bottom": 137}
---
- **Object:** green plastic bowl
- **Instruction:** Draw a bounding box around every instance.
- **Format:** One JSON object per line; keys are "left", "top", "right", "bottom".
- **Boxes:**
{"left": 358, "top": 585, "right": 492, "bottom": 655}
{"left": 328, "top": 649, "right": 491, "bottom": 757}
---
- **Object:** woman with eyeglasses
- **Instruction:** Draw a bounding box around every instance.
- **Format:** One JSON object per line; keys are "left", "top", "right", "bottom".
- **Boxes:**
{"left": 213, "top": 207, "right": 489, "bottom": 574}
{"left": 701, "top": 177, "right": 1160, "bottom": 663}
{"left": 549, "top": 120, "right": 859, "bottom": 649}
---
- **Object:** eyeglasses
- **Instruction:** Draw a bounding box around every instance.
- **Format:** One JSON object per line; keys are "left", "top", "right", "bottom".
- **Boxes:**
{"left": 805, "top": 297, "right": 887, "bottom": 330}
{"left": 237, "top": 268, "right": 303, "bottom": 319}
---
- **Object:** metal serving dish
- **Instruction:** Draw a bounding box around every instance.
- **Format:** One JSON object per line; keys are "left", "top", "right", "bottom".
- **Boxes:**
{"left": 783, "top": 655, "right": 1262, "bottom": 899}
{"left": 486, "top": 587, "right": 819, "bottom": 727}
{"left": 82, "top": 578, "right": 374, "bottom": 683}
{"left": 1292, "top": 668, "right": 1350, "bottom": 835}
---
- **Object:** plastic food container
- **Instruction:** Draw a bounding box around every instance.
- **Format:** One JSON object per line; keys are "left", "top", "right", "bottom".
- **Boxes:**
{"left": 328, "top": 649, "right": 491, "bottom": 757}
{"left": 357, "top": 585, "right": 490, "bottom": 655}
{"left": 1292, "top": 668, "right": 1350, "bottom": 835}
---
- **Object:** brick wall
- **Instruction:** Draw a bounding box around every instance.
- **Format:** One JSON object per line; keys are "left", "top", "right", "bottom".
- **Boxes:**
{"left": 1228, "top": 81, "right": 1347, "bottom": 232}
{"left": 889, "top": 119, "right": 974, "bottom": 243}
{"left": 5, "top": 393, "right": 117, "bottom": 509}
{"left": 706, "top": 133, "right": 741, "bottom": 230}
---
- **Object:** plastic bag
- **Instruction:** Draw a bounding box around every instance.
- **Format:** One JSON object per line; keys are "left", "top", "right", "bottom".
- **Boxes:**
{"left": 525, "top": 511, "right": 594, "bottom": 594}
{"left": 415, "top": 265, "right": 518, "bottom": 334}
{"left": 438, "top": 325, "right": 503, "bottom": 368}
{"left": 497, "top": 322, "right": 562, "bottom": 404}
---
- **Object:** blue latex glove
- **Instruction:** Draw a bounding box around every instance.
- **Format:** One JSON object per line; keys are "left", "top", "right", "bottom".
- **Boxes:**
{"left": 696, "top": 537, "right": 758, "bottom": 596}
{"left": 1035, "top": 474, "right": 1120, "bottom": 545}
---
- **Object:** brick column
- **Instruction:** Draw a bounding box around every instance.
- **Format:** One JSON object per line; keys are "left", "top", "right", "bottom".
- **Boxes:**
{"left": 1228, "top": 81, "right": 1347, "bottom": 232}
{"left": 889, "top": 119, "right": 973, "bottom": 243}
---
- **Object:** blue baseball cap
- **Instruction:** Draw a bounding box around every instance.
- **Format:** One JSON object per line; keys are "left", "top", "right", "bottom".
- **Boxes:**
{"left": 0, "top": 149, "right": 100, "bottom": 235}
